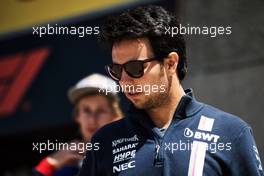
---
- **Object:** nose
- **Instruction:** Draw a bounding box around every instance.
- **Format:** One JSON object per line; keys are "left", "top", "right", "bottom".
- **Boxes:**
{"left": 119, "top": 69, "right": 133, "bottom": 84}
{"left": 86, "top": 115, "right": 98, "bottom": 127}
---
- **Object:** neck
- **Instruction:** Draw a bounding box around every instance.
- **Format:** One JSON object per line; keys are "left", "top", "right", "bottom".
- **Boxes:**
{"left": 146, "top": 84, "right": 185, "bottom": 129}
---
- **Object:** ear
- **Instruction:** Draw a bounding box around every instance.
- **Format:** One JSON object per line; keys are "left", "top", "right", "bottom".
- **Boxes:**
{"left": 164, "top": 52, "right": 179, "bottom": 75}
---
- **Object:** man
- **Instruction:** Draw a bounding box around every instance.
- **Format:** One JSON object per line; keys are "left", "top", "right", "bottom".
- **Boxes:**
{"left": 33, "top": 73, "right": 122, "bottom": 176}
{"left": 78, "top": 6, "right": 264, "bottom": 176}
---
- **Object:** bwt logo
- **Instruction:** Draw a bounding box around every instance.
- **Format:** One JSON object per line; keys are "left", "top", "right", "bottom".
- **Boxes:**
{"left": 184, "top": 128, "right": 220, "bottom": 143}
{"left": 184, "top": 128, "right": 194, "bottom": 137}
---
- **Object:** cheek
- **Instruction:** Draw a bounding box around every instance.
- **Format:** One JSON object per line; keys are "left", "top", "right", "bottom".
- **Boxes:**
{"left": 142, "top": 66, "right": 168, "bottom": 95}
{"left": 76, "top": 116, "right": 87, "bottom": 126}
{"left": 97, "top": 121, "right": 108, "bottom": 128}
{"left": 97, "top": 116, "right": 113, "bottom": 127}
{"left": 142, "top": 65, "right": 164, "bottom": 85}
{"left": 75, "top": 116, "right": 81, "bottom": 124}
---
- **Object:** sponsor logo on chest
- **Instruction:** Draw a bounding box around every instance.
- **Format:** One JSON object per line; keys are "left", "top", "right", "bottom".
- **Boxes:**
{"left": 111, "top": 135, "right": 139, "bottom": 173}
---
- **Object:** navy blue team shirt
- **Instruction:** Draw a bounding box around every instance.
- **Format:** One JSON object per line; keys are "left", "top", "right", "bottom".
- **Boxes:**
{"left": 78, "top": 89, "right": 264, "bottom": 176}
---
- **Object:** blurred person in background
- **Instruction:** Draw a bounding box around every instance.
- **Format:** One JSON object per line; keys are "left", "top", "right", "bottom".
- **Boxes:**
{"left": 33, "top": 73, "right": 122, "bottom": 176}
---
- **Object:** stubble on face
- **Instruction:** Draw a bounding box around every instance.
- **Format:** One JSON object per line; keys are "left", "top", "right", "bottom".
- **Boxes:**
{"left": 134, "top": 66, "right": 173, "bottom": 110}
{"left": 112, "top": 38, "right": 173, "bottom": 110}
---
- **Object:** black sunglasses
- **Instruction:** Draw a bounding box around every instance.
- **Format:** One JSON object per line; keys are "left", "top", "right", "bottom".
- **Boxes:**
{"left": 105, "top": 57, "right": 159, "bottom": 81}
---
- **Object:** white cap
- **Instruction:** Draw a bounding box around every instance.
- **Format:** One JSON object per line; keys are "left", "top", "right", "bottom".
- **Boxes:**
{"left": 67, "top": 73, "right": 118, "bottom": 103}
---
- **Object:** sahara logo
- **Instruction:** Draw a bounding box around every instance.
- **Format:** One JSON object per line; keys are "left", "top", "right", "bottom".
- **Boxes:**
{"left": 112, "top": 135, "right": 138, "bottom": 173}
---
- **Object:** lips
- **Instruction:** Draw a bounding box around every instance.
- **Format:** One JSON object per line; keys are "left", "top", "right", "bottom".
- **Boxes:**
{"left": 126, "top": 92, "right": 142, "bottom": 100}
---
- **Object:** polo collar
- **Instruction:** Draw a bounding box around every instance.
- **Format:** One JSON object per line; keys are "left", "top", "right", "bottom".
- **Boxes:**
{"left": 126, "top": 88, "right": 203, "bottom": 129}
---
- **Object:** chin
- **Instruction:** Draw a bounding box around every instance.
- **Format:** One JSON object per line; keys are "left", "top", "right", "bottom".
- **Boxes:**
{"left": 83, "top": 133, "right": 92, "bottom": 141}
{"left": 134, "top": 104, "right": 143, "bottom": 109}
{"left": 133, "top": 101, "right": 146, "bottom": 109}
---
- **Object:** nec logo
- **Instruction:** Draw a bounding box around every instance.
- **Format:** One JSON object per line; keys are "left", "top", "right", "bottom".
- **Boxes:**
{"left": 184, "top": 128, "right": 220, "bottom": 143}
{"left": 113, "top": 160, "right": 135, "bottom": 173}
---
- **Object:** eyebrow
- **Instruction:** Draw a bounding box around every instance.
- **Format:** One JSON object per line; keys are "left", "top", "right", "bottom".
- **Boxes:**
{"left": 112, "top": 57, "right": 139, "bottom": 65}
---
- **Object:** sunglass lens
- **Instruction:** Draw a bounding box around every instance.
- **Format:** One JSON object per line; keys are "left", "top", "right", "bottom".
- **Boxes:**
{"left": 106, "top": 64, "right": 122, "bottom": 80}
{"left": 125, "top": 61, "right": 144, "bottom": 78}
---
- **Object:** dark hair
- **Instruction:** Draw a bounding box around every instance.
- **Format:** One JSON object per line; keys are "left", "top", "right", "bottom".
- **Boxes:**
{"left": 99, "top": 5, "right": 187, "bottom": 81}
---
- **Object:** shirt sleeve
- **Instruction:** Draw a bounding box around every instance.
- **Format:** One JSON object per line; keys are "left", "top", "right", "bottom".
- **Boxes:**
{"left": 33, "top": 157, "right": 55, "bottom": 176}
{"left": 230, "top": 126, "right": 264, "bottom": 176}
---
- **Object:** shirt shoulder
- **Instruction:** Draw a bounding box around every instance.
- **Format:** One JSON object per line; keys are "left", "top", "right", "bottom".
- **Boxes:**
{"left": 200, "top": 103, "right": 251, "bottom": 140}
{"left": 91, "top": 118, "right": 130, "bottom": 144}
